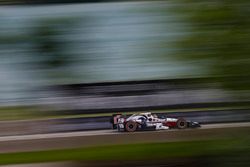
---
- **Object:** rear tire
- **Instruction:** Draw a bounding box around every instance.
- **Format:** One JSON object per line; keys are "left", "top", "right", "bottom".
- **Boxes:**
{"left": 177, "top": 118, "right": 187, "bottom": 129}
{"left": 125, "top": 121, "right": 138, "bottom": 132}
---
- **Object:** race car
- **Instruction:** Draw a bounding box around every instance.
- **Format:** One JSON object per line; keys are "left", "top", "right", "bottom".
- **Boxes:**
{"left": 111, "top": 112, "right": 200, "bottom": 132}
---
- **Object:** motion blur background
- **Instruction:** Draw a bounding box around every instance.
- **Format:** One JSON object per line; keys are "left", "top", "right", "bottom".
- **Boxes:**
{"left": 0, "top": 0, "right": 250, "bottom": 167}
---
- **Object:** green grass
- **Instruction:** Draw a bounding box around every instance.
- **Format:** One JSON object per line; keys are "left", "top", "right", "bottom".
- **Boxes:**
{"left": 0, "top": 138, "right": 250, "bottom": 165}
{"left": 0, "top": 106, "right": 41, "bottom": 121}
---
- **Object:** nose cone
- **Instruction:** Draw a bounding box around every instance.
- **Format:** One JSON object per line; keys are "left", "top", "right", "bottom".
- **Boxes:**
{"left": 190, "top": 122, "right": 201, "bottom": 128}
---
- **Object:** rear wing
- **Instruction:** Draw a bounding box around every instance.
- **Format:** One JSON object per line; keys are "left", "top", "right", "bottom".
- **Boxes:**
{"left": 110, "top": 114, "right": 123, "bottom": 129}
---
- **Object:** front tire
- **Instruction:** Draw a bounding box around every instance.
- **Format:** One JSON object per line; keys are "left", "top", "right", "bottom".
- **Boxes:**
{"left": 125, "top": 121, "right": 138, "bottom": 132}
{"left": 177, "top": 118, "right": 187, "bottom": 129}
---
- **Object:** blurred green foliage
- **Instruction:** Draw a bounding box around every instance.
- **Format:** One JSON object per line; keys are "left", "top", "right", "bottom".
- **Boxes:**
{"left": 31, "top": 17, "right": 81, "bottom": 83}
{"left": 174, "top": 0, "right": 250, "bottom": 91}
{"left": 0, "top": 16, "right": 82, "bottom": 84}
{"left": 33, "top": 19, "right": 71, "bottom": 68}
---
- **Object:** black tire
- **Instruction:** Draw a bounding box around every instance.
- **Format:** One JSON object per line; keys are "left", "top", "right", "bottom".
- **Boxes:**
{"left": 125, "top": 121, "right": 138, "bottom": 132}
{"left": 177, "top": 118, "right": 187, "bottom": 129}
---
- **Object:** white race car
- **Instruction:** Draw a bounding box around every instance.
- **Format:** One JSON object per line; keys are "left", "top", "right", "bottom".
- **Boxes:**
{"left": 111, "top": 112, "right": 200, "bottom": 132}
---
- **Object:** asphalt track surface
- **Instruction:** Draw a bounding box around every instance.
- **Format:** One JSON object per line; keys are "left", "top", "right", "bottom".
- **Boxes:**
{"left": 1, "top": 122, "right": 250, "bottom": 153}
{"left": 1, "top": 108, "right": 249, "bottom": 137}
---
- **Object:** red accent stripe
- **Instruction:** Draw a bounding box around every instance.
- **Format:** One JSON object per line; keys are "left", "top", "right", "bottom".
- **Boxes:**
{"left": 163, "top": 121, "right": 177, "bottom": 127}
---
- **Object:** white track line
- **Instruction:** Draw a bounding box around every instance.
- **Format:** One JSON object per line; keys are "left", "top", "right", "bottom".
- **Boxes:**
{"left": 0, "top": 130, "right": 116, "bottom": 142}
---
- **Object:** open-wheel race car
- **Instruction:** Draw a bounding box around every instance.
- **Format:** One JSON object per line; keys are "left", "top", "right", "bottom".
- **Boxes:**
{"left": 111, "top": 112, "right": 200, "bottom": 132}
